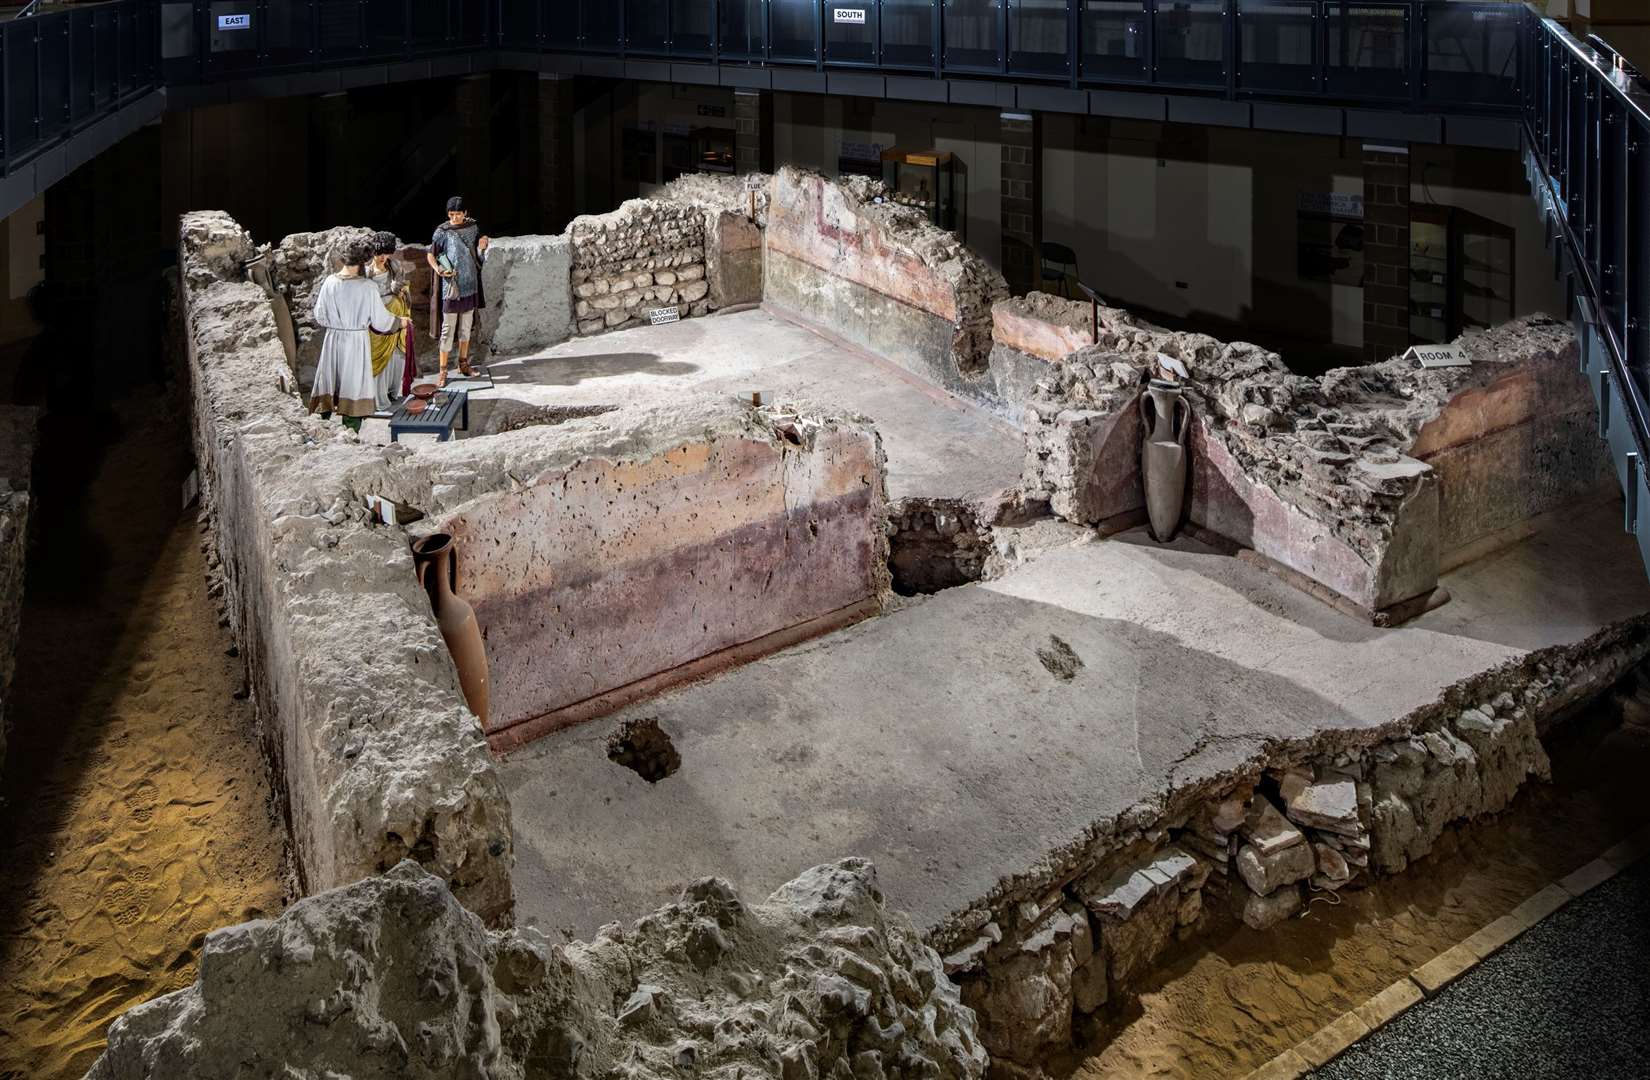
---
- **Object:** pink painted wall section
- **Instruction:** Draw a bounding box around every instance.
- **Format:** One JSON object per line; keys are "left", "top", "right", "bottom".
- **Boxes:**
{"left": 1189, "top": 422, "right": 1440, "bottom": 612}
{"left": 765, "top": 170, "right": 961, "bottom": 323}
{"left": 992, "top": 302, "right": 1095, "bottom": 363}
{"left": 1406, "top": 344, "right": 1610, "bottom": 554}
{"left": 438, "top": 428, "right": 887, "bottom": 737}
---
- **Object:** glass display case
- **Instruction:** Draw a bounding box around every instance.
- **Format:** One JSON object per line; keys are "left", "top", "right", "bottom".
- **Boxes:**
{"left": 880, "top": 148, "right": 963, "bottom": 236}
{"left": 1409, "top": 205, "right": 1515, "bottom": 343}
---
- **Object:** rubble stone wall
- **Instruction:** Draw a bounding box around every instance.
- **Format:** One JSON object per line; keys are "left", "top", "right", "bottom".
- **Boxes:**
{"left": 764, "top": 166, "right": 1009, "bottom": 400}
{"left": 88, "top": 857, "right": 988, "bottom": 1080}
{"left": 178, "top": 212, "right": 514, "bottom": 924}
{"left": 569, "top": 199, "right": 714, "bottom": 335}
{"left": 938, "top": 619, "right": 1650, "bottom": 1072}
{"left": 0, "top": 406, "right": 40, "bottom": 779}
{"left": 1010, "top": 293, "right": 1608, "bottom": 617}
{"left": 660, "top": 171, "right": 770, "bottom": 311}
{"left": 347, "top": 399, "right": 890, "bottom": 747}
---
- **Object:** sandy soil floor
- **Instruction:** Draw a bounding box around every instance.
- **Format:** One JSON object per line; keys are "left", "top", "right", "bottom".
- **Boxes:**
{"left": 0, "top": 393, "right": 288, "bottom": 1080}
{"left": 1054, "top": 671, "right": 1650, "bottom": 1080}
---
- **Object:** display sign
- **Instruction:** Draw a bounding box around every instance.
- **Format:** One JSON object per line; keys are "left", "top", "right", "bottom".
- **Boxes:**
{"left": 217, "top": 13, "right": 252, "bottom": 31}
{"left": 649, "top": 307, "right": 682, "bottom": 326}
{"left": 833, "top": 8, "right": 867, "bottom": 24}
{"left": 1405, "top": 344, "right": 1471, "bottom": 368}
{"left": 1297, "top": 192, "right": 1364, "bottom": 220}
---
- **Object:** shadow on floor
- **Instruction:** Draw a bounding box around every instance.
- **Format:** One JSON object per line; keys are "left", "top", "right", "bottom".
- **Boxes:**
{"left": 489, "top": 351, "right": 697, "bottom": 387}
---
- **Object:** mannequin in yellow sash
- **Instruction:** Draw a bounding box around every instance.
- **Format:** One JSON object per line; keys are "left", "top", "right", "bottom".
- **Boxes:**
{"left": 367, "top": 231, "right": 413, "bottom": 412}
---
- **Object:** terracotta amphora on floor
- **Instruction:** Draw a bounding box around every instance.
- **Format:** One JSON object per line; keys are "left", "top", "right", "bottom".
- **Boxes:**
{"left": 412, "top": 533, "right": 490, "bottom": 729}
{"left": 1140, "top": 378, "right": 1191, "bottom": 542}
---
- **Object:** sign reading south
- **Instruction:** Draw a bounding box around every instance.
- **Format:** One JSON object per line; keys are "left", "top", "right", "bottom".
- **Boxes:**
{"left": 833, "top": 8, "right": 867, "bottom": 24}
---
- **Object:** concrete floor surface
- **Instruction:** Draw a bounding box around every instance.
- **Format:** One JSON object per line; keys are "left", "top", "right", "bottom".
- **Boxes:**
{"left": 503, "top": 499, "right": 1650, "bottom": 940}
{"left": 364, "top": 309, "right": 1024, "bottom": 503}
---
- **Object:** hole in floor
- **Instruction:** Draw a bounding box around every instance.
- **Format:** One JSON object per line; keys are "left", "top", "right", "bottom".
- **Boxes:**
{"left": 606, "top": 717, "right": 681, "bottom": 783}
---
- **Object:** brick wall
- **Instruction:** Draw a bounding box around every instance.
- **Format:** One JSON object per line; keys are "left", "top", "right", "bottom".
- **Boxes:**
{"left": 734, "top": 90, "right": 773, "bottom": 176}
{"left": 1000, "top": 113, "right": 1041, "bottom": 297}
{"left": 1362, "top": 146, "right": 1412, "bottom": 365}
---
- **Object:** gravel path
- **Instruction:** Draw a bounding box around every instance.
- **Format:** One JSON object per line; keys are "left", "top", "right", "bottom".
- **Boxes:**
{"left": 1313, "top": 858, "right": 1650, "bottom": 1079}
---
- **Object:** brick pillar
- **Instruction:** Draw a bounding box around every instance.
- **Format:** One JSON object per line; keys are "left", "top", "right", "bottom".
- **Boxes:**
{"left": 1000, "top": 112, "right": 1042, "bottom": 296}
{"left": 537, "top": 75, "right": 577, "bottom": 234}
{"left": 1361, "top": 145, "right": 1412, "bottom": 364}
{"left": 734, "top": 90, "right": 772, "bottom": 176}
{"left": 455, "top": 75, "right": 493, "bottom": 213}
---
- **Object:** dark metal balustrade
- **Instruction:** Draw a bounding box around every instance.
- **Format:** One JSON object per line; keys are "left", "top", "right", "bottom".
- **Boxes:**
{"left": 1521, "top": 8, "right": 1650, "bottom": 566}
{"left": 1, "top": 0, "right": 157, "bottom": 176}
{"left": 493, "top": 1, "right": 1523, "bottom": 109}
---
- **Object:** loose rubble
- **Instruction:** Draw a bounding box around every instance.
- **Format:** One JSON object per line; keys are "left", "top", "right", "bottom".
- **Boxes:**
{"left": 935, "top": 620, "right": 1650, "bottom": 1072}
{"left": 87, "top": 858, "right": 988, "bottom": 1080}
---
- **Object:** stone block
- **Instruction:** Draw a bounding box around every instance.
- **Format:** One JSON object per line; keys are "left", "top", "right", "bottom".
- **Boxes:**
{"left": 1353, "top": 978, "right": 1424, "bottom": 1031}
{"left": 1236, "top": 842, "right": 1315, "bottom": 896}
{"left": 476, "top": 234, "right": 573, "bottom": 356}
{"left": 1240, "top": 884, "right": 1301, "bottom": 930}
{"left": 1411, "top": 943, "right": 1476, "bottom": 996}
{"left": 377, "top": 402, "right": 889, "bottom": 741}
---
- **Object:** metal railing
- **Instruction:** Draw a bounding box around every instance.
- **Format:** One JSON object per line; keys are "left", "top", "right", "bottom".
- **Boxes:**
{"left": 0, "top": 0, "right": 157, "bottom": 175}
{"left": 1521, "top": 7, "right": 1650, "bottom": 550}
{"left": 157, "top": 1, "right": 493, "bottom": 85}
{"left": 499, "top": 1, "right": 1524, "bottom": 110}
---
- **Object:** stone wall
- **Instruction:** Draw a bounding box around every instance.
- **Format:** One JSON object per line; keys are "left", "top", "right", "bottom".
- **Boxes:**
{"left": 475, "top": 234, "right": 573, "bottom": 356}
{"left": 89, "top": 857, "right": 988, "bottom": 1080}
{"left": 1009, "top": 293, "right": 1609, "bottom": 619}
{"left": 569, "top": 199, "right": 713, "bottom": 335}
{"left": 938, "top": 619, "right": 1650, "bottom": 1073}
{"left": 0, "top": 405, "right": 41, "bottom": 779}
{"left": 178, "top": 212, "right": 514, "bottom": 924}
{"left": 349, "top": 399, "right": 890, "bottom": 748}
{"left": 764, "top": 166, "right": 1009, "bottom": 401}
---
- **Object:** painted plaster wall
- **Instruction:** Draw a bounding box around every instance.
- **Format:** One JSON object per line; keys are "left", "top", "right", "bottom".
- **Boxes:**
{"left": 178, "top": 212, "right": 515, "bottom": 924}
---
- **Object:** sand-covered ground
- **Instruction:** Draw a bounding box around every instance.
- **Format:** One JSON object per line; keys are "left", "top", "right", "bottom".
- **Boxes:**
{"left": 1056, "top": 673, "right": 1650, "bottom": 1079}
{"left": 0, "top": 393, "right": 288, "bottom": 1080}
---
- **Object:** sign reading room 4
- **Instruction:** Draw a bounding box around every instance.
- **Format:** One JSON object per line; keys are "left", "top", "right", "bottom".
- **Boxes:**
{"left": 834, "top": 8, "right": 867, "bottom": 24}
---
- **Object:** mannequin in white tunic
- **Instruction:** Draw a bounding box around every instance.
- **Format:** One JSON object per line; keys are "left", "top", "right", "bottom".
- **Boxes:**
{"left": 307, "top": 237, "right": 409, "bottom": 431}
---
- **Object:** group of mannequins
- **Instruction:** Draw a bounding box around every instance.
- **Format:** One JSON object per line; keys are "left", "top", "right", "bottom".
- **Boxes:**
{"left": 307, "top": 196, "right": 490, "bottom": 429}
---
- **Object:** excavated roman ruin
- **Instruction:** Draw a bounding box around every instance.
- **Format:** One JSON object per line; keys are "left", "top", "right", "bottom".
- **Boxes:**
{"left": 73, "top": 166, "right": 1650, "bottom": 1078}
{"left": 88, "top": 858, "right": 987, "bottom": 1080}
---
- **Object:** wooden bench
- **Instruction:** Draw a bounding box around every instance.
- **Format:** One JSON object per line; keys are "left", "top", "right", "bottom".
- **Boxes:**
{"left": 388, "top": 388, "right": 469, "bottom": 443}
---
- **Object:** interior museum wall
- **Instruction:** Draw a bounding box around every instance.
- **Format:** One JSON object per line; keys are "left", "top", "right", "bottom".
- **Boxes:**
{"left": 1042, "top": 120, "right": 1566, "bottom": 366}
{"left": 772, "top": 92, "right": 1006, "bottom": 274}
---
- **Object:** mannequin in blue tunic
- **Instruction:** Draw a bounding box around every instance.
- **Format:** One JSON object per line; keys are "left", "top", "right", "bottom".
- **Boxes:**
{"left": 425, "top": 195, "right": 490, "bottom": 387}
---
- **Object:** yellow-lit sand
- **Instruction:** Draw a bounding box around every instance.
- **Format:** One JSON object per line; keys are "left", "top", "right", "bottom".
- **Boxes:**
{"left": 0, "top": 398, "right": 287, "bottom": 1080}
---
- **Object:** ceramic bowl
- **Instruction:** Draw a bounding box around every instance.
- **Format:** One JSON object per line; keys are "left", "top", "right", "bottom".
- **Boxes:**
{"left": 404, "top": 398, "right": 429, "bottom": 415}
{"left": 411, "top": 383, "right": 438, "bottom": 400}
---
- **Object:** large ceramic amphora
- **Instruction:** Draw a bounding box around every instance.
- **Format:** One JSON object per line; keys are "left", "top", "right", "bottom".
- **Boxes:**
{"left": 1139, "top": 379, "right": 1190, "bottom": 542}
{"left": 412, "top": 533, "right": 490, "bottom": 729}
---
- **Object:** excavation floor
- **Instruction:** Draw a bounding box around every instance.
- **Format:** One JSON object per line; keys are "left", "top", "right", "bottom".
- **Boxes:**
{"left": 503, "top": 498, "right": 1650, "bottom": 941}
{"left": 0, "top": 395, "right": 287, "bottom": 1080}
{"left": 364, "top": 307, "right": 1024, "bottom": 503}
